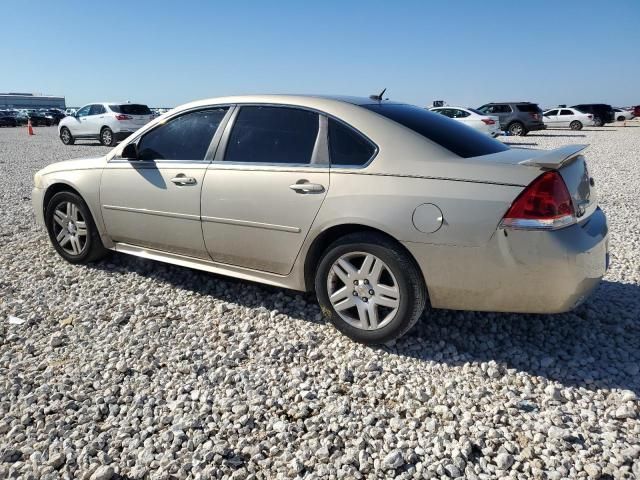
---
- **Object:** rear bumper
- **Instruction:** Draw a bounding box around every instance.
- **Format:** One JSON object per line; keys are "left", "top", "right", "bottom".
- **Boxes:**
{"left": 404, "top": 207, "right": 608, "bottom": 314}
{"left": 526, "top": 123, "right": 547, "bottom": 131}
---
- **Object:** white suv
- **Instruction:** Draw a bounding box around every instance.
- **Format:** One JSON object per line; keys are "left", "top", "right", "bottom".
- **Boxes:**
{"left": 58, "top": 103, "right": 153, "bottom": 146}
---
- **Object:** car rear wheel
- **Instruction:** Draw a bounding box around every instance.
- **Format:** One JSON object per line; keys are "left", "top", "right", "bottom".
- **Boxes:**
{"left": 508, "top": 122, "right": 526, "bottom": 136}
{"left": 570, "top": 120, "right": 583, "bottom": 131}
{"left": 60, "top": 127, "right": 75, "bottom": 145}
{"left": 617, "top": 116, "right": 625, "bottom": 122}
{"left": 315, "top": 232, "right": 426, "bottom": 344}
{"left": 45, "top": 191, "right": 108, "bottom": 264}
{"left": 593, "top": 117, "right": 603, "bottom": 127}
{"left": 100, "top": 127, "right": 116, "bottom": 147}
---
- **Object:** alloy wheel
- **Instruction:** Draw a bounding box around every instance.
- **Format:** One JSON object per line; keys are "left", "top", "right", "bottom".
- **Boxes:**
{"left": 509, "top": 123, "right": 524, "bottom": 136}
{"left": 61, "top": 129, "right": 71, "bottom": 144}
{"left": 326, "top": 252, "right": 400, "bottom": 330}
{"left": 102, "top": 129, "right": 112, "bottom": 145}
{"left": 51, "top": 201, "right": 88, "bottom": 255}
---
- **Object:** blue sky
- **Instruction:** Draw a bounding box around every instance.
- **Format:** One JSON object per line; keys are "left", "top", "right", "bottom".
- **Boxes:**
{"left": 2, "top": 0, "right": 639, "bottom": 108}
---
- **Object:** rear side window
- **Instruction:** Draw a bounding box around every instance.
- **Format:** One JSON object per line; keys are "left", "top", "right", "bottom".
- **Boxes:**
{"left": 560, "top": 110, "right": 573, "bottom": 115}
{"left": 363, "top": 103, "right": 508, "bottom": 158}
{"left": 137, "top": 108, "right": 228, "bottom": 161}
{"left": 110, "top": 104, "right": 152, "bottom": 115}
{"left": 89, "top": 104, "right": 106, "bottom": 115}
{"left": 328, "top": 118, "right": 376, "bottom": 166}
{"left": 225, "top": 106, "right": 319, "bottom": 164}
{"left": 516, "top": 104, "right": 542, "bottom": 113}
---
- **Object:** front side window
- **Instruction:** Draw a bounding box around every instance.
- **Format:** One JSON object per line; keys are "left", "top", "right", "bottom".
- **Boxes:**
{"left": 545, "top": 109, "right": 559, "bottom": 116}
{"left": 137, "top": 108, "right": 228, "bottom": 161}
{"left": 328, "top": 118, "right": 376, "bottom": 166}
{"left": 363, "top": 103, "right": 509, "bottom": 158}
{"left": 76, "top": 105, "right": 91, "bottom": 117}
{"left": 225, "top": 106, "right": 319, "bottom": 164}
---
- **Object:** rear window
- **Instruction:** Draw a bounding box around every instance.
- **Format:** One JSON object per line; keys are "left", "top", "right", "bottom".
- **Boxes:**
{"left": 362, "top": 103, "right": 508, "bottom": 158}
{"left": 109, "top": 104, "right": 151, "bottom": 115}
{"left": 516, "top": 104, "right": 542, "bottom": 113}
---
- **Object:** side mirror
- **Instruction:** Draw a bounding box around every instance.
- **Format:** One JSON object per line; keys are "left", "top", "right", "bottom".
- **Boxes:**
{"left": 121, "top": 143, "right": 138, "bottom": 160}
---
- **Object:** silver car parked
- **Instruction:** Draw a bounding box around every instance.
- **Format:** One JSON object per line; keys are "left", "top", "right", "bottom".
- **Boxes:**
{"left": 33, "top": 95, "right": 609, "bottom": 344}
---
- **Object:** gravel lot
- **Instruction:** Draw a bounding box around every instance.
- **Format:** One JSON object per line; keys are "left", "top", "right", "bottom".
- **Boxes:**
{"left": 1, "top": 124, "right": 639, "bottom": 479}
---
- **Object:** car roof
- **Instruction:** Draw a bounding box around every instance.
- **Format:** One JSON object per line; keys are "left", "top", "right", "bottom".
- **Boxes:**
{"left": 485, "top": 101, "right": 537, "bottom": 104}
{"left": 173, "top": 94, "right": 401, "bottom": 110}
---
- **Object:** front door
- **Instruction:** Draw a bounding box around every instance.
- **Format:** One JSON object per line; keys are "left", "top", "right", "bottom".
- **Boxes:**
{"left": 100, "top": 107, "right": 230, "bottom": 258}
{"left": 72, "top": 105, "right": 92, "bottom": 136}
{"left": 201, "top": 105, "right": 329, "bottom": 275}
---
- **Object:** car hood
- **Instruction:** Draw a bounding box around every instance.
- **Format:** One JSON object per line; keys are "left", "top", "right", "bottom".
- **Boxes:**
{"left": 38, "top": 157, "right": 107, "bottom": 176}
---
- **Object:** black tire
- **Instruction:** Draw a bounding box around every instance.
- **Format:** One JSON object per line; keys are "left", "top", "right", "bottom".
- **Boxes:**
{"left": 45, "top": 191, "right": 108, "bottom": 264}
{"left": 508, "top": 121, "right": 526, "bottom": 136}
{"left": 570, "top": 120, "right": 583, "bottom": 131}
{"left": 100, "top": 127, "right": 116, "bottom": 147}
{"left": 593, "top": 117, "right": 603, "bottom": 127}
{"left": 617, "top": 116, "right": 625, "bottom": 122}
{"left": 315, "top": 232, "right": 427, "bottom": 344}
{"left": 60, "top": 127, "right": 75, "bottom": 145}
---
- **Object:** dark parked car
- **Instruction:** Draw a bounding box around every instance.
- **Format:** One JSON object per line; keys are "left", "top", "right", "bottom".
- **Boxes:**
{"left": 476, "top": 102, "right": 546, "bottom": 136}
{"left": 27, "top": 111, "right": 53, "bottom": 126}
{"left": 44, "top": 109, "right": 66, "bottom": 125}
{"left": 571, "top": 104, "right": 614, "bottom": 126}
{"left": 0, "top": 111, "right": 18, "bottom": 127}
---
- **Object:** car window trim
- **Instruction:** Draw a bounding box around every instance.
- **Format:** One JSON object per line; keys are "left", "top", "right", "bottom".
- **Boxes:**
{"left": 110, "top": 105, "right": 234, "bottom": 164}
{"left": 214, "top": 103, "right": 329, "bottom": 168}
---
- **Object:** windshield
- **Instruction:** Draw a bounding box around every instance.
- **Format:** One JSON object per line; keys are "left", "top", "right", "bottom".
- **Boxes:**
{"left": 362, "top": 103, "right": 508, "bottom": 158}
{"left": 109, "top": 104, "right": 151, "bottom": 115}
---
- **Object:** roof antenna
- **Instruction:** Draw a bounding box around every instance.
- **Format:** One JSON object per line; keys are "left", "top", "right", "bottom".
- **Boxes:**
{"left": 369, "top": 88, "right": 387, "bottom": 101}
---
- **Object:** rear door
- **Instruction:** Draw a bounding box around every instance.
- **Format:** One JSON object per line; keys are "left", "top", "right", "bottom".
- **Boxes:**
{"left": 201, "top": 105, "right": 329, "bottom": 274}
{"left": 559, "top": 109, "right": 574, "bottom": 127}
{"left": 87, "top": 104, "right": 107, "bottom": 135}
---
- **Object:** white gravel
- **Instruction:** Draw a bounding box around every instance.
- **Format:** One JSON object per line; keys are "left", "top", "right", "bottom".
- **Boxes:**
{"left": 1, "top": 124, "right": 639, "bottom": 479}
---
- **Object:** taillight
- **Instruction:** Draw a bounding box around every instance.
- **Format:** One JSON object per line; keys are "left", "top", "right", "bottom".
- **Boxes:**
{"left": 588, "top": 114, "right": 593, "bottom": 119}
{"left": 115, "top": 114, "right": 132, "bottom": 120}
{"left": 481, "top": 118, "right": 495, "bottom": 125}
{"left": 500, "top": 171, "right": 575, "bottom": 230}
{"left": 530, "top": 113, "right": 540, "bottom": 120}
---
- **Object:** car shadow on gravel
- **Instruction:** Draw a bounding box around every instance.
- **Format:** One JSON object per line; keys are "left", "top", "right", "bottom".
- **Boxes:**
{"left": 527, "top": 133, "right": 587, "bottom": 138}
{"left": 503, "top": 142, "right": 538, "bottom": 146}
{"left": 88, "top": 256, "right": 639, "bottom": 394}
{"left": 394, "top": 280, "right": 640, "bottom": 394}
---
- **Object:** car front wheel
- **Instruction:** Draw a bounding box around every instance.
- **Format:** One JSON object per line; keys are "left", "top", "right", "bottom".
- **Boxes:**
{"left": 593, "top": 117, "right": 603, "bottom": 127}
{"left": 60, "top": 127, "right": 75, "bottom": 145}
{"left": 570, "top": 120, "right": 583, "bottom": 131}
{"left": 100, "top": 127, "right": 116, "bottom": 146}
{"left": 45, "top": 191, "right": 108, "bottom": 264}
{"left": 315, "top": 233, "right": 427, "bottom": 344}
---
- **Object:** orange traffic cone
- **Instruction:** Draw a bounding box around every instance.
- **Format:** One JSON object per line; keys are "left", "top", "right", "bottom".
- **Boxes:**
{"left": 27, "top": 119, "right": 35, "bottom": 136}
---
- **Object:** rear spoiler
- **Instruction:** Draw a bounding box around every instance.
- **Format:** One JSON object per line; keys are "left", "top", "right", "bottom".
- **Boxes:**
{"left": 518, "top": 144, "right": 587, "bottom": 169}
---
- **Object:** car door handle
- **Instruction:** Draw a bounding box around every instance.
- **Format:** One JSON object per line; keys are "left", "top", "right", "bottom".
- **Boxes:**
{"left": 289, "top": 182, "right": 325, "bottom": 193}
{"left": 171, "top": 175, "right": 197, "bottom": 186}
